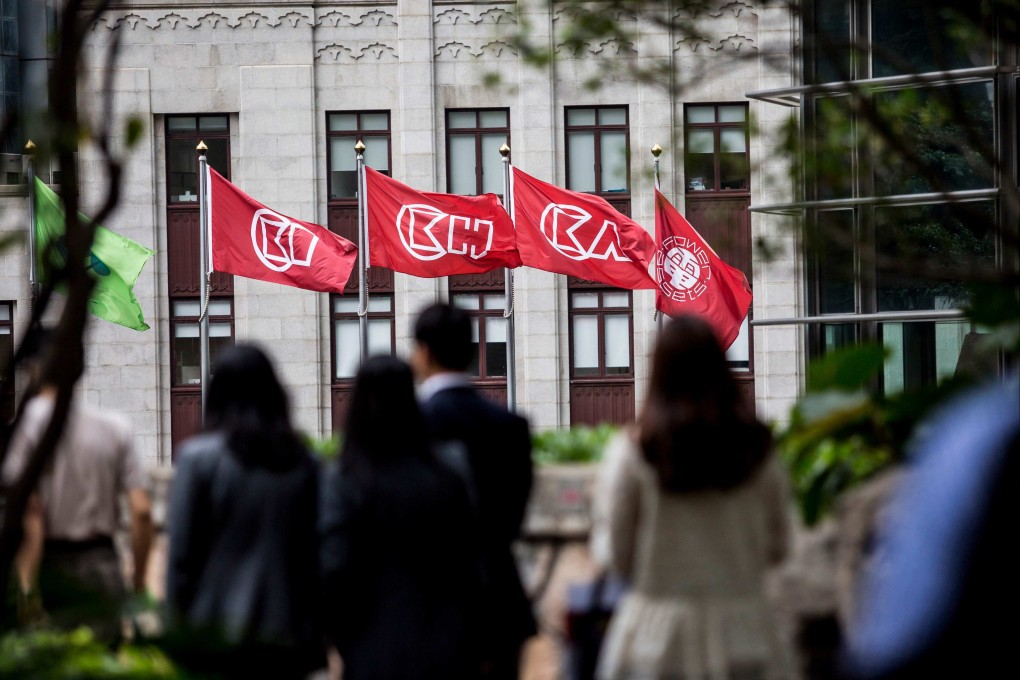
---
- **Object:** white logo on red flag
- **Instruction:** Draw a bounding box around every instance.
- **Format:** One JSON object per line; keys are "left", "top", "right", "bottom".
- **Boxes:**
{"left": 250, "top": 209, "right": 321, "bottom": 273}
{"left": 656, "top": 235, "right": 712, "bottom": 302}
{"left": 538, "top": 203, "right": 631, "bottom": 262}
{"left": 396, "top": 204, "right": 494, "bottom": 261}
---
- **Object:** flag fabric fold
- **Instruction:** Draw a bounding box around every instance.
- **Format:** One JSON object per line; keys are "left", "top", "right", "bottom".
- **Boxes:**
{"left": 208, "top": 168, "right": 358, "bottom": 293}
{"left": 509, "top": 167, "right": 658, "bottom": 290}
{"left": 654, "top": 189, "right": 752, "bottom": 349}
{"left": 364, "top": 166, "right": 521, "bottom": 276}
{"left": 33, "top": 178, "right": 154, "bottom": 331}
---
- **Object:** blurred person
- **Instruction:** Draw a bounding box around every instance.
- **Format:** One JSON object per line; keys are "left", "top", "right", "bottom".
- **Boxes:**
{"left": 411, "top": 302, "right": 536, "bottom": 679}
{"left": 842, "top": 375, "right": 1020, "bottom": 679}
{"left": 319, "top": 355, "right": 483, "bottom": 680}
{"left": 2, "top": 327, "right": 152, "bottom": 641}
{"left": 165, "top": 344, "right": 323, "bottom": 679}
{"left": 591, "top": 315, "right": 792, "bottom": 680}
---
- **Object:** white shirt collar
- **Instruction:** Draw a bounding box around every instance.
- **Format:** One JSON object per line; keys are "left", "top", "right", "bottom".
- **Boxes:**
{"left": 418, "top": 372, "right": 470, "bottom": 402}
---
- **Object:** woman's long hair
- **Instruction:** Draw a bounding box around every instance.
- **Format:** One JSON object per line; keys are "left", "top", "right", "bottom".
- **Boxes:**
{"left": 204, "top": 344, "right": 306, "bottom": 470}
{"left": 340, "top": 355, "right": 431, "bottom": 476}
{"left": 638, "top": 315, "right": 771, "bottom": 493}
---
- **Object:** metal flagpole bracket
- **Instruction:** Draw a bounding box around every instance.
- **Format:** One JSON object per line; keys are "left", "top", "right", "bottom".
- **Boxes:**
{"left": 197, "top": 141, "right": 211, "bottom": 418}
{"left": 499, "top": 143, "right": 517, "bottom": 411}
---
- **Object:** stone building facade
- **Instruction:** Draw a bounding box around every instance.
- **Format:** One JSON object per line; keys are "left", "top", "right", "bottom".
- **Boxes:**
{"left": 1, "top": 1, "right": 801, "bottom": 467}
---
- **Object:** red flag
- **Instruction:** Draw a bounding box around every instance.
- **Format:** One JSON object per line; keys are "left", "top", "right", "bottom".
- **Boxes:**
{"left": 365, "top": 167, "right": 521, "bottom": 276}
{"left": 654, "top": 189, "right": 752, "bottom": 349}
{"left": 510, "top": 167, "right": 657, "bottom": 289}
{"left": 208, "top": 168, "right": 357, "bottom": 293}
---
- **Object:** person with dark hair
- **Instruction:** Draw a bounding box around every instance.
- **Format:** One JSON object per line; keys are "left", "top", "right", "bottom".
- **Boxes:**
{"left": 319, "top": 355, "right": 483, "bottom": 680}
{"left": 3, "top": 326, "right": 153, "bottom": 641}
{"left": 591, "top": 315, "right": 792, "bottom": 680}
{"left": 165, "top": 344, "right": 322, "bottom": 678}
{"left": 411, "top": 302, "right": 536, "bottom": 679}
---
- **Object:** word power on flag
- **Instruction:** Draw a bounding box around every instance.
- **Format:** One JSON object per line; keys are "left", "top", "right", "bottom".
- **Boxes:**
{"left": 208, "top": 168, "right": 358, "bottom": 293}
{"left": 364, "top": 167, "right": 521, "bottom": 276}
{"left": 654, "top": 189, "right": 752, "bottom": 349}
{"left": 509, "top": 167, "right": 657, "bottom": 290}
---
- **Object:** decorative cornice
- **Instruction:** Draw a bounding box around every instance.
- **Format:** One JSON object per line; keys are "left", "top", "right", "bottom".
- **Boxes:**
{"left": 90, "top": 6, "right": 397, "bottom": 30}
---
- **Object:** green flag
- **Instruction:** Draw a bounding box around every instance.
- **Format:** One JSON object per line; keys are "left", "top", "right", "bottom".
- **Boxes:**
{"left": 34, "top": 177, "right": 155, "bottom": 331}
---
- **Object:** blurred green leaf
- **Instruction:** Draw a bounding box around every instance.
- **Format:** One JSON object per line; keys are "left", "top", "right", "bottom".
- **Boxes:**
{"left": 806, "top": 343, "right": 886, "bottom": 391}
{"left": 532, "top": 424, "right": 617, "bottom": 465}
{"left": 125, "top": 118, "right": 145, "bottom": 148}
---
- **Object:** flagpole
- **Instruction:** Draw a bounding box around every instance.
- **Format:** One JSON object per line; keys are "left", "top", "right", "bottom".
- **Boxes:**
{"left": 355, "top": 140, "right": 368, "bottom": 363}
{"left": 25, "top": 140, "right": 39, "bottom": 306}
{"left": 651, "top": 144, "right": 664, "bottom": 332}
{"left": 499, "top": 143, "right": 517, "bottom": 412}
{"left": 197, "top": 142, "right": 211, "bottom": 418}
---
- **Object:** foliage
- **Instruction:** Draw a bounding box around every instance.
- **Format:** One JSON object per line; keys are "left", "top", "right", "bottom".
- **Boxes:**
{"left": 532, "top": 424, "right": 618, "bottom": 465}
{"left": 0, "top": 627, "right": 182, "bottom": 679}
{"left": 304, "top": 432, "right": 342, "bottom": 461}
{"left": 776, "top": 343, "right": 979, "bottom": 525}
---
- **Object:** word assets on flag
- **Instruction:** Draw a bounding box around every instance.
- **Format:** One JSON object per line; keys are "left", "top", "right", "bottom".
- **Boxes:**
{"left": 208, "top": 169, "right": 358, "bottom": 293}
{"left": 509, "top": 167, "right": 658, "bottom": 290}
{"left": 654, "top": 189, "right": 752, "bottom": 350}
{"left": 364, "top": 167, "right": 521, "bottom": 276}
{"left": 33, "top": 178, "right": 154, "bottom": 331}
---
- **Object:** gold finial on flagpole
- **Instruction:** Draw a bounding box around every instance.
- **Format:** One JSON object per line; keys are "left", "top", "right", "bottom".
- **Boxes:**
{"left": 499, "top": 143, "right": 510, "bottom": 157}
{"left": 354, "top": 140, "right": 366, "bottom": 154}
{"left": 651, "top": 144, "right": 663, "bottom": 158}
{"left": 24, "top": 140, "right": 36, "bottom": 154}
{"left": 196, "top": 141, "right": 208, "bottom": 153}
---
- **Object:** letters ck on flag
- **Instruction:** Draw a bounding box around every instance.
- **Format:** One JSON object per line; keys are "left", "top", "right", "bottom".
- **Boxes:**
{"left": 33, "top": 178, "right": 154, "bottom": 331}
{"left": 364, "top": 167, "right": 521, "bottom": 276}
{"left": 654, "top": 189, "right": 752, "bottom": 350}
{"left": 509, "top": 167, "right": 657, "bottom": 290}
{"left": 208, "top": 168, "right": 357, "bottom": 293}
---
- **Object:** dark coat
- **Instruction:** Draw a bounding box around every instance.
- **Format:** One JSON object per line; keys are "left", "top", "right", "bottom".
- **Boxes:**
{"left": 421, "top": 385, "right": 538, "bottom": 650}
{"left": 319, "top": 451, "right": 484, "bottom": 680}
{"left": 166, "top": 433, "right": 323, "bottom": 677}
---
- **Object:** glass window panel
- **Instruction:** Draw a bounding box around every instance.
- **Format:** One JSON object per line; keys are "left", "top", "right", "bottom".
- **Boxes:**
{"left": 718, "top": 106, "right": 746, "bottom": 123}
{"left": 600, "top": 131, "right": 628, "bottom": 192}
{"left": 815, "top": 210, "right": 855, "bottom": 314}
{"left": 599, "top": 108, "right": 627, "bottom": 125}
{"left": 174, "top": 336, "right": 200, "bottom": 384}
{"left": 720, "top": 128, "right": 746, "bottom": 153}
{"left": 209, "top": 321, "right": 232, "bottom": 338}
{"left": 364, "top": 138, "right": 390, "bottom": 173}
{"left": 1, "top": 304, "right": 12, "bottom": 321}
{"left": 720, "top": 151, "right": 750, "bottom": 190}
{"left": 168, "top": 139, "right": 198, "bottom": 202}
{"left": 604, "top": 314, "right": 630, "bottom": 373}
{"left": 480, "top": 110, "right": 508, "bottom": 128}
{"left": 361, "top": 113, "right": 389, "bottom": 131}
{"left": 334, "top": 319, "right": 360, "bottom": 378}
{"left": 209, "top": 337, "right": 232, "bottom": 375}
{"left": 449, "top": 134, "right": 477, "bottom": 194}
{"left": 602, "top": 292, "right": 629, "bottom": 308}
{"left": 812, "top": 0, "right": 851, "bottom": 84}
{"left": 572, "top": 293, "right": 599, "bottom": 309}
{"left": 567, "top": 108, "right": 596, "bottom": 126}
{"left": 328, "top": 113, "right": 358, "bottom": 131}
{"left": 207, "top": 299, "right": 232, "bottom": 317}
{"left": 334, "top": 297, "right": 360, "bottom": 314}
{"left": 484, "top": 317, "right": 508, "bottom": 376}
{"left": 935, "top": 320, "right": 968, "bottom": 381}
{"left": 367, "top": 318, "right": 392, "bottom": 354}
{"left": 452, "top": 294, "right": 480, "bottom": 310}
{"left": 684, "top": 142, "right": 715, "bottom": 192}
{"left": 687, "top": 129, "right": 714, "bottom": 153}
{"left": 367, "top": 295, "right": 392, "bottom": 313}
{"left": 167, "top": 117, "right": 196, "bottom": 133}
{"left": 199, "top": 116, "right": 228, "bottom": 132}
{"left": 485, "top": 316, "right": 507, "bottom": 343}
{"left": 687, "top": 107, "right": 715, "bottom": 124}
{"left": 882, "top": 322, "right": 906, "bottom": 393}
{"left": 823, "top": 324, "right": 858, "bottom": 354}
{"left": 567, "top": 131, "right": 597, "bottom": 192}
{"left": 448, "top": 111, "right": 476, "bottom": 128}
{"left": 483, "top": 294, "right": 506, "bottom": 310}
{"left": 481, "top": 133, "right": 506, "bottom": 195}
{"left": 872, "top": 0, "right": 992, "bottom": 78}
{"left": 469, "top": 318, "right": 480, "bottom": 342}
{"left": 330, "top": 135, "right": 358, "bottom": 199}
{"left": 175, "top": 322, "right": 199, "bottom": 338}
{"left": 725, "top": 316, "right": 750, "bottom": 370}
{"left": 814, "top": 96, "right": 854, "bottom": 199}
{"left": 173, "top": 300, "right": 202, "bottom": 317}
{"left": 205, "top": 138, "right": 229, "bottom": 180}
{"left": 572, "top": 315, "right": 599, "bottom": 375}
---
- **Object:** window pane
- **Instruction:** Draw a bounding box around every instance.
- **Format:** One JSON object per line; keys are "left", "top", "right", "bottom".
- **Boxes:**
{"left": 206, "top": 138, "right": 229, "bottom": 180}
{"left": 720, "top": 128, "right": 746, "bottom": 153}
{"left": 600, "top": 131, "right": 628, "bottom": 193}
{"left": 720, "top": 151, "right": 749, "bottom": 190}
{"left": 567, "top": 131, "right": 596, "bottom": 192}
{"left": 364, "top": 138, "right": 390, "bottom": 173}
{"left": 334, "top": 297, "right": 360, "bottom": 314}
{"left": 467, "top": 318, "right": 480, "bottom": 376}
{"left": 481, "top": 133, "right": 507, "bottom": 195}
{"left": 368, "top": 295, "right": 392, "bottom": 313}
{"left": 334, "top": 319, "right": 360, "bottom": 378}
{"left": 207, "top": 299, "right": 232, "bottom": 317}
{"left": 167, "top": 117, "right": 196, "bottom": 133}
{"left": 599, "top": 108, "right": 627, "bottom": 125}
{"left": 199, "top": 115, "right": 228, "bottom": 132}
{"left": 330, "top": 136, "right": 358, "bottom": 199}
{"left": 329, "top": 113, "right": 358, "bottom": 131}
{"left": 567, "top": 108, "right": 596, "bottom": 126}
{"left": 572, "top": 292, "right": 599, "bottom": 309}
{"left": 448, "top": 111, "right": 476, "bottom": 128}
{"left": 814, "top": 96, "right": 854, "bottom": 199}
{"left": 687, "top": 129, "right": 714, "bottom": 153}
{"left": 725, "top": 315, "right": 750, "bottom": 370}
{"left": 209, "top": 336, "right": 233, "bottom": 375}
{"left": 572, "top": 315, "right": 599, "bottom": 375}
{"left": 815, "top": 210, "right": 855, "bottom": 314}
{"left": 480, "top": 110, "right": 508, "bottom": 128}
{"left": 174, "top": 335, "right": 200, "bottom": 384}
{"left": 604, "top": 314, "right": 630, "bottom": 373}
{"left": 449, "top": 134, "right": 477, "bottom": 194}
{"left": 452, "top": 294, "right": 480, "bottom": 310}
{"left": 602, "top": 291, "right": 629, "bottom": 308}
{"left": 685, "top": 130, "right": 715, "bottom": 191}
{"left": 168, "top": 138, "right": 198, "bottom": 202}
{"left": 812, "top": 0, "right": 851, "bottom": 83}
{"left": 173, "top": 300, "right": 202, "bottom": 317}
{"left": 718, "top": 106, "right": 745, "bottom": 123}
{"left": 209, "top": 321, "right": 231, "bottom": 338}
{"left": 0, "top": 304, "right": 9, "bottom": 321}
{"left": 175, "top": 322, "right": 199, "bottom": 338}
{"left": 687, "top": 106, "right": 715, "bottom": 124}
{"left": 872, "top": 0, "right": 991, "bottom": 78}
{"left": 484, "top": 317, "right": 508, "bottom": 376}
{"left": 483, "top": 294, "right": 505, "bottom": 310}
{"left": 368, "top": 318, "right": 392, "bottom": 355}
{"left": 361, "top": 113, "right": 389, "bottom": 131}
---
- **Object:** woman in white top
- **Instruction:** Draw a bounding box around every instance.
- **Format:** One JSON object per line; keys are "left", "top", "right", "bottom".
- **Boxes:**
{"left": 592, "top": 315, "right": 793, "bottom": 680}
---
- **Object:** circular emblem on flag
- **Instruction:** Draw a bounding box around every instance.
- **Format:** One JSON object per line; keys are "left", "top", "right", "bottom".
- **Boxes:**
{"left": 250, "top": 209, "right": 320, "bottom": 273}
{"left": 656, "top": 235, "right": 711, "bottom": 302}
{"left": 396, "top": 204, "right": 449, "bottom": 261}
{"left": 537, "top": 203, "right": 629, "bottom": 262}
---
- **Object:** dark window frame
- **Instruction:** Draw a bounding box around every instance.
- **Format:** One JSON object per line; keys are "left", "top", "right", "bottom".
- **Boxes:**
{"left": 169, "top": 296, "right": 235, "bottom": 389}
{"left": 564, "top": 105, "right": 631, "bottom": 198}
{"left": 329, "top": 293, "right": 397, "bottom": 383}
{"left": 445, "top": 108, "right": 511, "bottom": 197}
{"left": 1, "top": 300, "right": 13, "bottom": 422}
{"left": 684, "top": 103, "right": 750, "bottom": 194}
{"left": 450, "top": 291, "right": 510, "bottom": 381}
{"left": 165, "top": 114, "right": 230, "bottom": 208}
{"left": 326, "top": 110, "right": 392, "bottom": 204}
{"left": 567, "top": 288, "right": 635, "bottom": 380}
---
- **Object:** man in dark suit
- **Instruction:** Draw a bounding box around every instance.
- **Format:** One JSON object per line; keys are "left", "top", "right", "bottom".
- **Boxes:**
{"left": 412, "top": 302, "right": 536, "bottom": 679}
